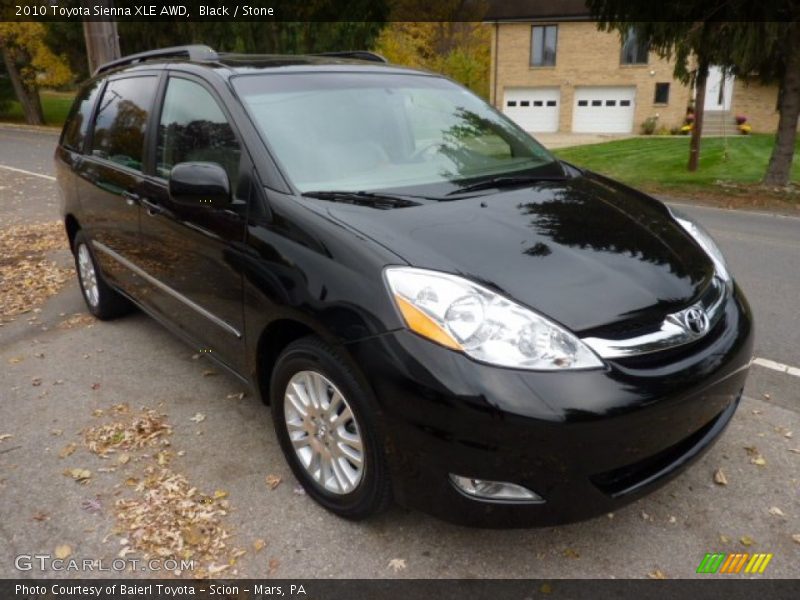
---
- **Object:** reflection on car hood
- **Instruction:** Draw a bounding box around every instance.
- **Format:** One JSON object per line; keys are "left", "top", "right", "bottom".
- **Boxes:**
{"left": 321, "top": 174, "right": 715, "bottom": 333}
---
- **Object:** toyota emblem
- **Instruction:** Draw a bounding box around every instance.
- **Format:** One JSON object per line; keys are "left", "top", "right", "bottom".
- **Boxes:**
{"left": 683, "top": 307, "right": 710, "bottom": 335}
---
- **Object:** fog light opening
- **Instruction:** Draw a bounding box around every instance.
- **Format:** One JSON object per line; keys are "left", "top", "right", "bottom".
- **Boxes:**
{"left": 449, "top": 474, "right": 545, "bottom": 504}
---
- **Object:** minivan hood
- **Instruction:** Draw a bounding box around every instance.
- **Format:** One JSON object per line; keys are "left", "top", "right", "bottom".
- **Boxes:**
{"left": 321, "top": 174, "right": 715, "bottom": 334}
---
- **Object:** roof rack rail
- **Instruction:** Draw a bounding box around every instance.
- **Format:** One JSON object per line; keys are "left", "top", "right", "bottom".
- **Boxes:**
{"left": 93, "top": 45, "right": 218, "bottom": 76}
{"left": 314, "top": 51, "right": 388, "bottom": 63}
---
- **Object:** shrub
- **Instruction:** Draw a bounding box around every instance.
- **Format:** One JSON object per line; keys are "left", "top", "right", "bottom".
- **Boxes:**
{"left": 640, "top": 116, "right": 658, "bottom": 135}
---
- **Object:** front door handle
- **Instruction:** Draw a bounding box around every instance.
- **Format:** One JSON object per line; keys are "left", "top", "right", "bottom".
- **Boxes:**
{"left": 140, "top": 197, "right": 165, "bottom": 217}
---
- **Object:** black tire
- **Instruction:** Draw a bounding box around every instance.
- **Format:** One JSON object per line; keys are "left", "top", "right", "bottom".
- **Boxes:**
{"left": 270, "top": 336, "right": 392, "bottom": 520}
{"left": 72, "top": 230, "right": 132, "bottom": 320}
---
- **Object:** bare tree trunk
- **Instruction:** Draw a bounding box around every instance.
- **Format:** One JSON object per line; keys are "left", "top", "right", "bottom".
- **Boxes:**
{"left": 688, "top": 59, "right": 709, "bottom": 172}
{"left": 0, "top": 44, "right": 43, "bottom": 125}
{"left": 764, "top": 24, "right": 800, "bottom": 187}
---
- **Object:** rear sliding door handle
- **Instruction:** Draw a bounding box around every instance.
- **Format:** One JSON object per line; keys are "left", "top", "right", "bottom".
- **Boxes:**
{"left": 122, "top": 191, "right": 140, "bottom": 206}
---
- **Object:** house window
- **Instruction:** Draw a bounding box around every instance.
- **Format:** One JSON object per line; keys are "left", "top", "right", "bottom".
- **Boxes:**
{"left": 621, "top": 27, "right": 648, "bottom": 65}
{"left": 531, "top": 25, "right": 557, "bottom": 67}
{"left": 507, "top": 100, "right": 517, "bottom": 107}
{"left": 654, "top": 82, "right": 670, "bottom": 104}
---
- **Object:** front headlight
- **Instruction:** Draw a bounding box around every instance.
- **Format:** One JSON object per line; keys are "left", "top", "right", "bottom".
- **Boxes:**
{"left": 384, "top": 267, "right": 603, "bottom": 370}
{"left": 669, "top": 208, "right": 732, "bottom": 283}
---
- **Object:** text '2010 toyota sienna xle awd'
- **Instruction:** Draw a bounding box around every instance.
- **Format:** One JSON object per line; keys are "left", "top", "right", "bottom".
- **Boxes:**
{"left": 55, "top": 46, "right": 753, "bottom": 527}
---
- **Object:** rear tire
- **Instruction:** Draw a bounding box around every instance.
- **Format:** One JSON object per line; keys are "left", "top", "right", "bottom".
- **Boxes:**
{"left": 72, "top": 230, "right": 132, "bottom": 320}
{"left": 270, "top": 336, "right": 392, "bottom": 520}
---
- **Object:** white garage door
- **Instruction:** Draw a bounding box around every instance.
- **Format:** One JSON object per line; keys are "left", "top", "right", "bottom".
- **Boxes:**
{"left": 503, "top": 88, "right": 560, "bottom": 133}
{"left": 572, "top": 87, "right": 636, "bottom": 133}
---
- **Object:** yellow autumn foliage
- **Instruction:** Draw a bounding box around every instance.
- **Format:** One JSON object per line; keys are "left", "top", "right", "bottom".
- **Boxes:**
{"left": 0, "top": 22, "right": 73, "bottom": 88}
{"left": 374, "top": 22, "right": 491, "bottom": 98}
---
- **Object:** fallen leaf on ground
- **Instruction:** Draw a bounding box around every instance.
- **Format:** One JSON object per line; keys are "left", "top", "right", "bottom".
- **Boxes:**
{"left": 213, "top": 489, "right": 228, "bottom": 500}
{"left": 751, "top": 456, "right": 767, "bottom": 466}
{"left": 713, "top": 468, "right": 728, "bottom": 485}
{"left": 388, "top": 558, "right": 407, "bottom": 572}
{"left": 189, "top": 413, "right": 206, "bottom": 423}
{"left": 265, "top": 475, "right": 282, "bottom": 490}
{"left": 648, "top": 569, "right": 668, "bottom": 579}
{"left": 563, "top": 548, "right": 580, "bottom": 559}
{"left": 268, "top": 558, "right": 280, "bottom": 575}
{"left": 8, "top": 356, "right": 22, "bottom": 364}
{"left": 81, "top": 498, "right": 102, "bottom": 514}
{"left": 792, "top": 534, "right": 800, "bottom": 545}
{"left": 253, "top": 539, "right": 266, "bottom": 552}
{"left": 740, "top": 535, "right": 755, "bottom": 547}
{"left": 57, "top": 313, "right": 96, "bottom": 329}
{"left": 226, "top": 392, "right": 245, "bottom": 400}
{"left": 0, "top": 222, "right": 71, "bottom": 321}
{"left": 84, "top": 408, "right": 172, "bottom": 456}
{"left": 202, "top": 370, "right": 217, "bottom": 377}
{"left": 59, "top": 443, "right": 77, "bottom": 458}
{"left": 292, "top": 485, "right": 306, "bottom": 496}
{"left": 32, "top": 511, "right": 49, "bottom": 522}
{"left": 768, "top": 506, "right": 785, "bottom": 517}
{"left": 719, "top": 534, "right": 731, "bottom": 543}
{"left": 55, "top": 545, "right": 72, "bottom": 559}
{"left": 539, "top": 583, "right": 553, "bottom": 594}
{"left": 156, "top": 450, "right": 171, "bottom": 466}
{"left": 114, "top": 464, "right": 244, "bottom": 578}
{"left": 90, "top": 383, "right": 101, "bottom": 390}
{"left": 64, "top": 468, "right": 92, "bottom": 483}
{"left": 0, "top": 434, "right": 12, "bottom": 442}
{"left": 118, "top": 453, "right": 130, "bottom": 465}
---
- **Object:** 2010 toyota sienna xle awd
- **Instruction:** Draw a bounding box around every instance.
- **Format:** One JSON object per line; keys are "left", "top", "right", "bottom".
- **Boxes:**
{"left": 55, "top": 46, "right": 753, "bottom": 527}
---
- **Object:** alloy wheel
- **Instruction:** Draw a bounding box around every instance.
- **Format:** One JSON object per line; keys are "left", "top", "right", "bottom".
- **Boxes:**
{"left": 283, "top": 370, "right": 365, "bottom": 495}
{"left": 77, "top": 243, "right": 99, "bottom": 308}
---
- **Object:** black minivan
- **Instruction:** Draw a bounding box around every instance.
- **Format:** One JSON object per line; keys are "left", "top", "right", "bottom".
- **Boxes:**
{"left": 56, "top": 46, "right": 753, "bottom": 527}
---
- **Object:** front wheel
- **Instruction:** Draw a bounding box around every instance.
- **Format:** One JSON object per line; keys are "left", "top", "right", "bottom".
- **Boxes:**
{"left": 270, "top": 336, "right": 392, "bottom": 520}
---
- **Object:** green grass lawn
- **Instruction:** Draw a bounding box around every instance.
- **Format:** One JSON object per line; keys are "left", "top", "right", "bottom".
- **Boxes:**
{"left": 553, "top": 134, "right": 800, "bottom": 194}
{"left": 0, "top": 88, "right": 75, "bottom": 127}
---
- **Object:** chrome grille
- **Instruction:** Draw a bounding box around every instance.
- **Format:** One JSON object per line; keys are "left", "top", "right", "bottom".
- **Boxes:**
{"left": 582, "top": 277, "right": 728, "bottom": 359}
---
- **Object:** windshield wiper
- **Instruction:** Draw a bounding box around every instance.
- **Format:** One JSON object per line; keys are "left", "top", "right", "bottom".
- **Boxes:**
{"left": 302, "top": 190, "right": 423, "bottom": 209}
{"left": 447, "top": 174, "right": 568, "bottom": 196}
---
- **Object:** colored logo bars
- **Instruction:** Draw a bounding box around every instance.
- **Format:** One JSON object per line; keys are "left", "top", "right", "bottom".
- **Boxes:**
{"left": 696, "top": 552, "right": 773, "bottom": 574}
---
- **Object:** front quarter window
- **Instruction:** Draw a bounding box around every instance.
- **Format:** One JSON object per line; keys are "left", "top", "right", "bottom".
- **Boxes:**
{"left": 232, "top": 72, "right": 559, "bottom": 196}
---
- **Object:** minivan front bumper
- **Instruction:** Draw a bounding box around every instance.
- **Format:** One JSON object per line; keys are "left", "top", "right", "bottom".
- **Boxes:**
{"left": 345, "top": 284, "right": 753, "bottom": 527}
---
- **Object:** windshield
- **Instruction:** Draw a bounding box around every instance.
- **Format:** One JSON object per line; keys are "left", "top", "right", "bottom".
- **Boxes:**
{"left": 232, "top": 72, "right": 561, "bottom": 196}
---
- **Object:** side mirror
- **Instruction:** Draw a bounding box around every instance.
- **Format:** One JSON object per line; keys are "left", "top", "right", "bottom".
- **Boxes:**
{"left": 168, "top": 162, "right": 231, "bottom": 208}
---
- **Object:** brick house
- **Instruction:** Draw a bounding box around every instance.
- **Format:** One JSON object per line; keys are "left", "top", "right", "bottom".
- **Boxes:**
{"left": 485, "top": 1, "right": 785, "bottom": 134}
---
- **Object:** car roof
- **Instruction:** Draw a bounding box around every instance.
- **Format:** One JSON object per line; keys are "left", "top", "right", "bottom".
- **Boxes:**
{"left": 94, "top": 46, "right": 431, "bottom": 80}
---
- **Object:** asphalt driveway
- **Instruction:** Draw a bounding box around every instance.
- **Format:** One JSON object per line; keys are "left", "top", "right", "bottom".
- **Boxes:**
{"left": 0, "top": 125, "right": 798, "bottom": 579}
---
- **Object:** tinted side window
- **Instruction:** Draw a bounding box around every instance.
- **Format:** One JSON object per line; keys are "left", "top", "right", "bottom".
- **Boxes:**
{"left": 89, "top": 76, "right": 158, "bottom": 171}
{"left": 61, "top": 79, "right": 103, "bottom": 152}
{"left": 156, "top": 78, "right": 241, "bottom": 187}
